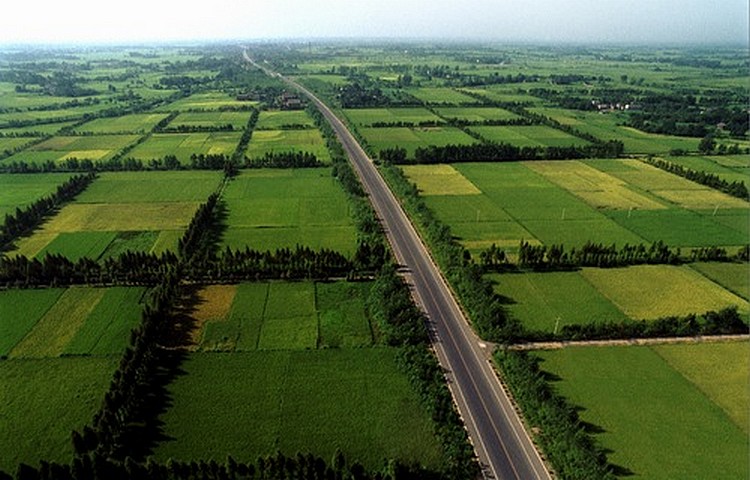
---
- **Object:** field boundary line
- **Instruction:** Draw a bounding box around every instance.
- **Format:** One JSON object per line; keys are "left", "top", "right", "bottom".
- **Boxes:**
{"left": 508, "top": 333, "right": 749, "bottom": 350}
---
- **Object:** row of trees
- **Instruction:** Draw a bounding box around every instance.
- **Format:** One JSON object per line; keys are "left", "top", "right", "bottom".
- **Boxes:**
{"left": 368, "top": 266, "right": 480, "bottom": 478}
{"left": 645, "top": 158, "right": 748, "bottom": 200}
{"left": 0, "top": 173, "right": 96, "bottom": 249}
{"left": 9, "top": 450, "right": 425, "bottom": 480}
{"left": 517, "top": 240, "right": 682, "bottom": 269}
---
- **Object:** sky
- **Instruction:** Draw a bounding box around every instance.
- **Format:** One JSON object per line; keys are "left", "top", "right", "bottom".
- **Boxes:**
{"left": 1, "top": 0, "right": 747, "bottom": 45}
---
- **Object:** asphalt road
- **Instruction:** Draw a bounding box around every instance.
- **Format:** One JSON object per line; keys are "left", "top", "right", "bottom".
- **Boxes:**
{"left": 244, "top": 51, "right": 551, "bottom": 480}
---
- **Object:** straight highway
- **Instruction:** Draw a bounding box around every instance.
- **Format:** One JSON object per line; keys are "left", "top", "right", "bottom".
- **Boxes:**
{"left": 244, "top": 50, "right": 551, "bottom": 480}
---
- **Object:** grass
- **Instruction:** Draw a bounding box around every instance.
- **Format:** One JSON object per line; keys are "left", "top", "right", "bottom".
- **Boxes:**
{"left": 27, "top": 134, "right": 141, "bottom": 162}
{"left": 245, "top": 129, "right": 330, "bottom": 162}
{"left": 221, "top": 169, "right": 357, "bottom": 255}
{"left": 0, "top": 288, "right": 65, "bottom": 356}
{"left": 255, "top": 110, "right": 315, "bottom": 129}
{"left": 259, "top": 282, "right": 318, "bottom": 349}
{"left": 202, "top": 283, "right": 269, "bottom": 352}
{"left": 128, "top": 132, "right": 242, "bottom": 164}
{"left": 99, "top": 231, "right": 160, "bottom": 259}
{"left": 690, "top": 262, "right": 750, "bottom": 300}
{"left": 400, "top": 164, "right": 481, "bottom": 195}
{"left": 343, "top": 108, "right": 442, "bottom": 126}
{"left": 36, "top": 231, "right": 117, "bottom": 261}
{"left": 158, "top": 92, "right": 254, "bottom": 111}
{"left": 664, "top": 155, "right": 749, "bottom": 186}
{"left": 154, "top": 349, "right": 442, "bottom": 469}
{"left": 0, "top": 356, "right": 119, "bottom": 472}
{"left": 188, "top": 285, "right": 239, "bottom": 346}
{"left": 72, "top": 113, "right": 169, "bottom": 133}
{"left": 63, "top": 287, "right": 145, "bottom": 355}
{"left": 10, "top": 287, "right": 107, "bottom": 358}
{"left": 580, "top": 265, "right": 749, "bottom": 320}
{"left": 34, "top": 202, "right": 199, "bottom": 232}
{"left": 359, "top": 126, "right": 477, "bottom": 157}
{"left": 468, "top": 125, "right": 590, "bottom": 148}
{"left": 76, "top": 171, "right": 221, "bottom": 203}
{"left": 538, "top": 345, "right": 748, "bottom": 479}
{"left": 488, "top": 271, "right": 629, "bottom": 332}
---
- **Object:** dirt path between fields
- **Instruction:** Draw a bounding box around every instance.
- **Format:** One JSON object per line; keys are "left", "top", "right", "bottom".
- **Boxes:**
{"left": 499, "top": 334, "right": 749, "bottom": 351}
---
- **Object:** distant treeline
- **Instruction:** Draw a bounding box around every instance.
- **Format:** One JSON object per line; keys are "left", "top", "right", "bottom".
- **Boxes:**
{"left": 645, "top": 158, "right": 748, "bottom": 200}
{"left": 0, "top": 173, "right": 96, "bottom": 249}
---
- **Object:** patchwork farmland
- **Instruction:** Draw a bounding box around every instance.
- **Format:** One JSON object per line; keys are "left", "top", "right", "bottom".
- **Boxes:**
{"left": 0, "top": 42, "right": 747, "bottom": 480}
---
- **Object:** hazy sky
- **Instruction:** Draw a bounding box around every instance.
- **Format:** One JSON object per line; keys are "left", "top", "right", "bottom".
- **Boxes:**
{"left": 2, "top": 0, "right": 747, "bottom": 45}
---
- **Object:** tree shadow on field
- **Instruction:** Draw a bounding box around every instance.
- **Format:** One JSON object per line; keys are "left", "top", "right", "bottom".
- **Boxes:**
{"left": 210, "top": 200, "right": 230, "bottom": 251}
{"left": 115, "top": 288, "right": 205, "bottom": 460}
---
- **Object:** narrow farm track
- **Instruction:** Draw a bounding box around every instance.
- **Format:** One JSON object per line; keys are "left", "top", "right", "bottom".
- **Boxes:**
{"left": 508, "top": 333, "right": 750, "bottom": 351}
{"left": 243, "top": 50, "right": 552, "bottom": 480}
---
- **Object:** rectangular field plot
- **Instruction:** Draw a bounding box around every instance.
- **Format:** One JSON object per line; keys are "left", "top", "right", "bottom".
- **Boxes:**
{"left": 0, "top": 357, "right": 119, "bottom": 472}
{"left": 526, "top": 160, "right": 667, "bottom": 210}
{"left": 653, "top": 341, "right": 748, "bottom": 433}
{"left": 690, "top": 262, "right": 750, "bottom": 300}
{"left": 75, "top": 171, "right": 221, "bottom": 203}
{"left": 360, "top": 126, "right": 478, "bottom": 157}
{"left": 664, "top": 155, "right": 750, "bottom": 186}
{"left": 537, "top": 346, "right": 748, "bottom": 479}
{"left": 434, "top": 106, "right": 520, "bottom": 122}
{"left": 488, "top": 271, "right": 629, "bottom": 332}
{"left": 343, "top": 107, "right": 442, "bottom": 126}
{"left": 528, "top": 107, "right": 700, "bottom": 154}
{"left": 0, "top": 173, "right": 73, "bottom": 219}
{"left": 0, "top": 136, "right": 38, "bottom": 153}
{"left": 12, "top": 171, "right": 215, "bottom": 258}
{"left": 190, "top": 281, "right": 372, "bottom": 352}
{"left": 8, "top": 134, "right": 141, "bottom": 164}
{"left": 255, "top": 110, "right": 315, "bottom": 129}
{"left": 462, "top": 86, "right": 543, "bottom": 104}
{"left": 169, "top": 111, "right": 251, "bottom": 130}
{"left": 406, "top": 87, "right": 480, "bottom": 104}
{"left": 400, "top": 164, "right": 481, "bottom": 195}
{"left": 580, "top": 265, "right": 749, "bottom": 320}
{"left": 157, "top": 92, "right": 255, "bottom": 111}
{"left": 468, "top": 125, "right": 590, "bottom": 148}
{"left": 0, "top": 288, "right": 65, "bottom": 356}
{"left": 221, "top": 169, "right": 357, "bottom": 255}
{"left": 154, "top": 350, "right": 442, "bottom": 469}
{"left": 128, "top": 132, "right": 242, "bottom": 164}
{"left": 72, "top": 113, "right": 169, "bottom": 133}
{"left": 245, "top": 129, "right": 330, "bottom": 162}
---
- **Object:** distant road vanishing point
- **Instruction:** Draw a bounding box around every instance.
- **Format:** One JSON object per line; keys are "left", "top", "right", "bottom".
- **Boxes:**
{"left": 243, "top": 49, "right": 552, "bottom": 480}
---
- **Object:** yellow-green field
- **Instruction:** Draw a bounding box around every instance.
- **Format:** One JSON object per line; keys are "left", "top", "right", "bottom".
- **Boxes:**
{"left": 10, "top": 288, "right": 107, "bottom": 358}
{"left": 526, "top": 160, "right": 666, "bottom": 210}
{"left": 580, "top": 265, "right": 749, "bottom": 320}
{"left": 400, "top": 164, "right": 481, "bottom": 195}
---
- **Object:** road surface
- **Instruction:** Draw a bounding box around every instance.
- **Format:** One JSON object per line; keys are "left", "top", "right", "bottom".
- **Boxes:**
{"left": 244, "top": 50, "right": 551, "bottom": 480}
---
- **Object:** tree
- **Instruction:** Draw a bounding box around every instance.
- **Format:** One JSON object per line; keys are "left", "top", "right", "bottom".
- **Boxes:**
{"left": 698, "top": 134, "right": 716, "bottom": 154}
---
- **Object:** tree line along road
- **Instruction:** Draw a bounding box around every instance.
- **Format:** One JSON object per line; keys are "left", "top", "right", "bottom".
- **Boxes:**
{"left": 243, "top": 49, "right": 552, "bottom": 480}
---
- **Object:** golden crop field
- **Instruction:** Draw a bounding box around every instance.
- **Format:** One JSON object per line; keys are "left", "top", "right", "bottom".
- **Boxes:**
{"left": 581, "top": 265, "right": 749, "bottom": 320}
{"left": 400, "top": 164, "right": 482, "bottom": 195}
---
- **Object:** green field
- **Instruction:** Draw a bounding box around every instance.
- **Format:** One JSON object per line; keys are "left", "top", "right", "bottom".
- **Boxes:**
{"left": 0, "top": 173, "right": 73, "bottom": 220}
{"left": 255, "top": 110, "right": 316, "bottom": 129}
{"left": 221, "top": 169, "right": 357, "bottom": 254}
{"left": 72, "top": 113, "right": 169, "bottom": 133}
{"left": 538, "top": 345, "right": 748, "bottom": 479}
{"left": 528, "top": 107, "right": 701, "bottom": 154}
{"left": 360, "top": 126, "right": 477, "bottom": 157}
{"left": 157, "top": 92, "right": 255, "bottom": 111}
{"left": 12, "top": 171, "right": 217, "bottom": 258}
{"left": 169, "top": 111, "right": 251, "bottom": 130}
{"left": 662, "top": 155, "right": 750, "bottom": 185}
{"left": 468, "top": 125, "right": 590, "bottom": 148}
{"left": 488, "top": 271, "right": 629, "bottom": 332}
{"left": 7, "top": 134, "right": 141, "bottom": 164}
{"left": 580, "top": 265, "right": 749, "bottom": 320}
{"left": 0, "top": 357, "right": 119, "bottom": 471}
{"left": 0, "top": 288, "right": 66, "bottom": 356}
{"left": 690, "top": 262, "right": 750, "bottom": 300}
{"left": 128, "top": 132, "right": 242, "bottom": 164}
{"left": 154, "top": 349, "right": 442, "bottom": 469}
{"left": 245, "top": 129, "right": 330, "bottom": 162}
{"left": 193, "top": 280, "right": 371, "bottom": 351}
{"left": 433, "top": 106, "right": 521, "bottom": 122}
{"left": 462, "top": 86, "right": 544, "bottom": 104}
{"left": 406, "top": 87, "right": 480, "bottom": 104}
{"left": 344, "top": 107, "right": 442, "bottom": 126}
